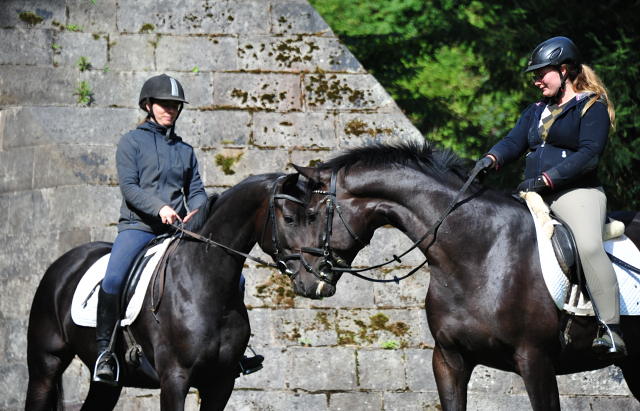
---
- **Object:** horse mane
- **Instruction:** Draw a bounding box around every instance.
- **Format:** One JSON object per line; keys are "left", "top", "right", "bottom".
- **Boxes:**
{"left": 183, "top": 193, "right": 219, "bottom": 233}
{"left": 317, "top": 140, "right": 471, "bottom": 183}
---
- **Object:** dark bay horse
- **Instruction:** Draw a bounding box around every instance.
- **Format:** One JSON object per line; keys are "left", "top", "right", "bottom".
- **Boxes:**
{"left": 25, "top": 173, "right": 308, "bottom": 411}
{"left": 287, "top": 141, "right": 640, "bottom": 410}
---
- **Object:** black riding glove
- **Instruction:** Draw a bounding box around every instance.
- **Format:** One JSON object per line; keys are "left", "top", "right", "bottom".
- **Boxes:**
{"left": 517, "top": 176, "right": 548, "bottom": 192}
{"left": 471, "top": 156, "right": 495, "bottom": 179}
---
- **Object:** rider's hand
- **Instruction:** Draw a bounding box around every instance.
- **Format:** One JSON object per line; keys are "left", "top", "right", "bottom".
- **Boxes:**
{"left": 517, "top": 176, "right": 549, "bottom": 193}
{"left": 471, "top": 155, "right": 496, "bottom": 178}
{"left": 159, "top": 205, "right": 181, "bottom": 225}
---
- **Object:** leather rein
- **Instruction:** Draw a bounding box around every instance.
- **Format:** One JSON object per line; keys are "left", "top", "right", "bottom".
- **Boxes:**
{"left": 300, "top": 164, "right": 484, "bottom": 286}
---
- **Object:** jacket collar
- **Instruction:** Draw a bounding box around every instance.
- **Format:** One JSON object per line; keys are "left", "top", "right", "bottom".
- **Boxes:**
{"left": 138, "top": 120, "right": 182, "bottom": 141}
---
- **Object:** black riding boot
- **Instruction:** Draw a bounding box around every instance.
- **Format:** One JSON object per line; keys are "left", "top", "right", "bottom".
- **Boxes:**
{"left": 94, "top": 287, "right": 120, "bottom": 385}
{"left": 238, "top": 346, "right": 264, "bottom": 377}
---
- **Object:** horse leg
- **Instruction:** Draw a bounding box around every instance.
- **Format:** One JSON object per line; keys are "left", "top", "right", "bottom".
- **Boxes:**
{"left": 79, "top": 383, "right": 122, "bottom": 411}
{"left": 619, "top": 356, "right": 640, "bottom": 400}
{"left": 197, "top": 376, "right": 236, "bottom": 411}
{"left": 432, "top": 345, "right": 473, "bottom": 411}
{"left": 516, "top": 349, "right": 560, "bottom": 411}
{"left": 25, "top": 350, "right": 73, "bottom": 411}
{"left": 159, "top": 370, "right": 191, "bottom": 410}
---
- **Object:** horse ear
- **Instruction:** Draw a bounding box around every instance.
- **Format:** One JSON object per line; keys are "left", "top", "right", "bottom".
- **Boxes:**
{"left": 291, "top": 164, "right": 316, "bottom": 180}
{"left": 281, "top": 172, "right": 300, "bottom": 190}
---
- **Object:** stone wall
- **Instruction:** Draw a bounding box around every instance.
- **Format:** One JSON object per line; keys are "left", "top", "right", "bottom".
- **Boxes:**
{"left": 0, "top": 1, "right": 636, "bottom": 410}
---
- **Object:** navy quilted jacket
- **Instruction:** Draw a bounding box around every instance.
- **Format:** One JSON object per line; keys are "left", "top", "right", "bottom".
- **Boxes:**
{"left": 116, "top": 120, "right": 207, "bottom": 234}
{"left": 487, "top": 92, "right": 610, "bottom": 193}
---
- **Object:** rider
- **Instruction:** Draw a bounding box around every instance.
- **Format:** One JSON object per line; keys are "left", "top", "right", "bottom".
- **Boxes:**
{"left": 94, "top": 74, "right": 263, "bottom": 385}
{"left": 475, "top": 37, "right": 625, "bottom": 358}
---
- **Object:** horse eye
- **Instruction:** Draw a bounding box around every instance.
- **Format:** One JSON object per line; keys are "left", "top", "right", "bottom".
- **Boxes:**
{"left": 283, "top": 215, "right": 295, "bottom": 225}
{"left": 307, "top": 212, "right": 318, "bottom": 223}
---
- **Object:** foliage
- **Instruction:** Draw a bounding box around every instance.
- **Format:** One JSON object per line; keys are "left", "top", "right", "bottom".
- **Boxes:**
{"left": 76, "top": 81, "right": 93, "bottom": 105}
{"left": 309, "top": 0, "right": 640, "bottom": 210}
{"left": 77, "top": 56, "right": 91, "bottom": 72}
{"left": 382, "top": 340, "right": 400, "bottom": 350}
{"left": 65, "top": 24, "right": 83, "bottom": 32}
{"left": 18, "top": 11, "right": 43, "bottom": 26}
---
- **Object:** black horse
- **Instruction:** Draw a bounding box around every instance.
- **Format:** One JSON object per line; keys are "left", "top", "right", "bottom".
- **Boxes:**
{"left": 25, "top": 173, "right": 308, "bottom": 411}
{"left": 285, "top": 141, "right": 640, "bottom": 410}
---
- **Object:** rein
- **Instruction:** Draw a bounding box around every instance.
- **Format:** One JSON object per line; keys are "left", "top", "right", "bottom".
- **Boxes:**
{"left": 307, "top": 163, "right": 485, "bottom": 284}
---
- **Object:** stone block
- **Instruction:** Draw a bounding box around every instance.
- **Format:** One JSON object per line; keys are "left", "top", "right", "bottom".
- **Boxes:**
{"left": 246, "top": 308, "right": 271, "bottom": 345}
{"left": 156, "top": 35, "right": 237, "bottom": 72}
{"left": 465, "top": 392, "right": 533, "bottom": 411}
{"left": 559, "top": 395, "right": 640, "bottom": 411}
{"left": 334, "top": 308, "right": 422, "bottom": 348}
{"left": 0, "top": 28, "right": 53, "bottom": 65}
{"left": 90, "top": 226, "right": 117, "bottom": 243}
{"left": 202, "top": 148, "right": 289, "bottom": 187}
{"left": 67, "top": 0, "right": 117, "bottom": 33}
{"left": 0, "top": 363, "right": 28, "bottom": 409}
{"left": 271, "top": 3, "right": 333, "bottom": 35}
{"left": 55, "top": 32, "right": 108, "bottom": 71}
{"left": 0, "top": 231, "right": 58, "bottom": 283}
{"left": 2, "top": 106, "right": 137, "bottom": 149}
{"left": 329, "top": 392, "right": 382, "bottom": 411}
{"left": 337, "top": 112, "right": 424, "bottom": 148}
{"left": 289, "top": 149, "right": 334, "bottom": 169}
{"left": 304, "top": 73, "right": 396, "bottom": 112}
{"left": 227, "top": 390, "right": 329, "bottom": 411}
{"left": 60, "top": 357, "right": 91, "bottom": 404}
{"left": 373, "top": 267, "right": 429, "bottom": 308}
{"left": 213, "top": 72, "right": 301, "bottom": 111}
{"left": 245, "top": 266, "right": 311, "bottom": 310}
{"left": 108, "top": 34, "right": 156, "bottom": 72}
{"left": 33, "top": 145, "right": 117, "bottom": 188}
{"left": 382, "top": 392, "right": 442, "bottom": 411}
{"left": 117, "top": 1, "right": 270, "bottom": 35}
{"left": 44, "top": 185, "right": 121, "bottom": 231}
{"left": 272, "top": 309, "right": 338, "bottom": 347}
{"left": 0, "top": 66, "right": 78, "bottom": 107}
{"left": 0, "top": 276, "right": 34, "bottom": 319}
{"left": 309, "top": 273, "right": 376, "bottom": 309}
{"left": 352, "top": 226, "right": 425, "bottom": 268}
{"left": 3, "top": 319, "right": 28, "bottom": 363}
{"left": 289, "top": 346, "right": 357, "bottom": 390}
{"left": 405, "top": 348, "right": 438, "bottom": 392}
{"left": 0, "top": 148, "right": 34, "bottom": 192}
{"left": 179, "top": 109, "right": 251, "bottom": 149}
{"left": 0, "top": 195, "right": 9, "bottom": 236}
{"left": 57, "top": 229, "right": 92, "bottom": 258}
{"left": 418, "top": 310, "right": 436, "bottom": 348}
{"left": 357, "top": 349, "right": 406, "bottom": 390}
{"left": 234, "top": 346, "right": 289, "bottom": 389}
{"left": 0, "top": 0, "right": 66, "bottom": 29}
{"left": 557, "top": 366, "right": 631, "bottom": 396}
{"left": 239, "top": 36, "right": 362, "bottom": 73}
{"left": 467, "top": 365, "right": 516, "bottom": 394}
{"left": 253, "top": 112, "right": 337, "bottom": 149}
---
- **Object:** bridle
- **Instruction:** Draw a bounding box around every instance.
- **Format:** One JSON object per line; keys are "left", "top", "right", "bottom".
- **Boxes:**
{"left": 301, "top": 164, "right": 484, "bottom": 285}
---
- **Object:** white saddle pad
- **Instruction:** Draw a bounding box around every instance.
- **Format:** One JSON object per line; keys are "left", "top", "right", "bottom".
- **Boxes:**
{"left": 71, "top": 238, "right": 172, "bottom": 327}
{"left": 526, "top": 203, "right": 640, "bottom": 316}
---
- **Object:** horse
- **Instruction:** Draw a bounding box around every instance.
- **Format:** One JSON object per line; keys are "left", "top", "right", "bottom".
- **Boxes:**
{"left": 25, "top": 172, "right": 310, "bottom": 411}
{"left": 284, "top": 141, "right": 640, "bottom": 411}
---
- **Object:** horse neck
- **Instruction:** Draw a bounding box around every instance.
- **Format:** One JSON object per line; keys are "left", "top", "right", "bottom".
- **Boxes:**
{"left": 347, "top": 166, "right": 532, "bottom": 272}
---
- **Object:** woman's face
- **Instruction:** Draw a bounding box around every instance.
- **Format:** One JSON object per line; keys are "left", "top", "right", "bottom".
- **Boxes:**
{"left": 147, "top": 99, "right": 181, "bottom": 127}
{"left": 531, "top": 66, "right": 564, "bottom": 98}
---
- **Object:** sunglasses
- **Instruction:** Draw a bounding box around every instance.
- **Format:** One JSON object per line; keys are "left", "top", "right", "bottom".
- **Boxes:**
{"left": 531, "top": 70, "right": 551, "bottom": 84}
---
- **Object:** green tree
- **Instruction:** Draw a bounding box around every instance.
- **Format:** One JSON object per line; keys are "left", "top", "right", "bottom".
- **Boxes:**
{"left": 310, "top": 0, "right": 640, "bottom": 210}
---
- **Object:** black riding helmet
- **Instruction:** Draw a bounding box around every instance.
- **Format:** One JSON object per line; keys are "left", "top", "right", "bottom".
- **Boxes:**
{"left": 524, "top": 37, "right": 581, "bottom": 100}
{"left": 138, "top": 74, "right": 188, "bottom": 125}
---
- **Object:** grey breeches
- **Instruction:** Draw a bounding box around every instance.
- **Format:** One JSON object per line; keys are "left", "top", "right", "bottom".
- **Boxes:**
{"left": 545, "top": 187, "right": 619, "bottom": 324}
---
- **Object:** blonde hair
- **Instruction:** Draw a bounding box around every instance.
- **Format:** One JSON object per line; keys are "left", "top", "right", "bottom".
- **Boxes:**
{"left": 564, "top": 63, "right": 616, "bottom": 131}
